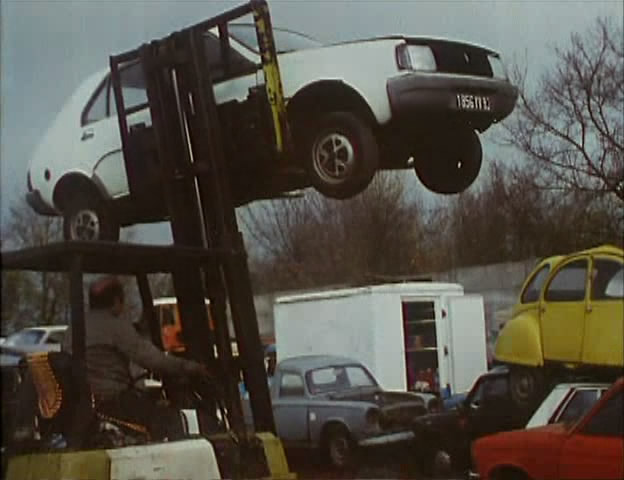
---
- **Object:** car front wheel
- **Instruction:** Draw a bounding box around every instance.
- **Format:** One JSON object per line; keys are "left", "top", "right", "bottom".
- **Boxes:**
{"left": 302, "top": 112, "right": 379, "bottom": 199}
{"left": 413, "top": 127, "right": 482, "bottom": 194}
{"left": 63, "top": 192, "right": 119, "bottom": 242}
{"left": 323, "top": 424, "right": 356, "bottom": 469}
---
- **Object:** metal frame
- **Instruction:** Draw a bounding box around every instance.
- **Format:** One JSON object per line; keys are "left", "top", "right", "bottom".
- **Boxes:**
{"left": 107, "top": 0, "right": 285, "bottom": 434}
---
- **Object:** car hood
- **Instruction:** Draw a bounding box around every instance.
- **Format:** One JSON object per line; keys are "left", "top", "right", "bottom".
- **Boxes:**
{"left": 476, "top": 423, "right": 569, "bottom": 453}
{"left": 325, "top": 35, "right": 496, "bottom": 55}
{"left": 328, "top": 387, "right": 422, "bottom": 406}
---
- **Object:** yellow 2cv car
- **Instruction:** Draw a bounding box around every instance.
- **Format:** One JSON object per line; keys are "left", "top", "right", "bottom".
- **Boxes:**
{"left": 495, "top": 245, "right": 624, "bottom": 408}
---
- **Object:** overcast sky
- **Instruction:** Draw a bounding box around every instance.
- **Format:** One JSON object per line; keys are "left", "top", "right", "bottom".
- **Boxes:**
{"left": 1, "top": 0, "right": 622, "bottom": 242}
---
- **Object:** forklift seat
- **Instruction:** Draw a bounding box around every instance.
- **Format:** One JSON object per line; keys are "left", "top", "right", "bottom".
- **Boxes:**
{"left": 26, "top": 351, "right": 149, "bottom": 447}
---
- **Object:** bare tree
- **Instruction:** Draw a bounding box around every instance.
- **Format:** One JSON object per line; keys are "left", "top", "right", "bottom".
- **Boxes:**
{"left": 1, "top": 201, "right": 69, "bottom": 331}
{"left": 241, "top": 173, "right": 427, "bottom": 291}
{"left": 506, "top": 18, "right": 623, "bottom": 201}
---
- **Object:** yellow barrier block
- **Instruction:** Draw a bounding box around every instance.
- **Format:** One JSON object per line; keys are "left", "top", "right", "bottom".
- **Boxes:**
{"left": 255, "top": 432, "right": 296, "bottom": 480}
{"left": 5, "top": 450, "right": 110, "bottom": 480}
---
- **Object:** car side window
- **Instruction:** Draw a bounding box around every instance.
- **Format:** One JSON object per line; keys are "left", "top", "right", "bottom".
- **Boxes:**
{"left": 591, "top": 259, "right": 624, "bottom": 300}
{"left": 109, "top": 62, "right": 148, "bottom": 117}
{"left": 521, "top": 265, "right": 551, "bottom": 303}
{"left": 45, "top": 331, "right": 65, "bottom": 344}
{"left": 82, "top": 77, "right": 109, "bottom": 126}
{"left": 557, "top": 389, "right": 600, "bottom": 425}
{"left": 582, "top": 391, "right": 623, "bottom": 437}
{"left": 544, "top": 259, "right": 588, "bottom": 302}
{"left": 203, "top": 33, "right": 256, "bottom": 82}
{"left": 280, "top": 373, "right": 305, "bottom": 398}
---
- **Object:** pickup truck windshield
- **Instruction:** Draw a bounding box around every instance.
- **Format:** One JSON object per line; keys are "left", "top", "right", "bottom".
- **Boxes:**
{"left": 229, "top": 24, "right": 322, "bottom": 53}
{"left": 306, "top": 365, "right": 377, "bottom": 395}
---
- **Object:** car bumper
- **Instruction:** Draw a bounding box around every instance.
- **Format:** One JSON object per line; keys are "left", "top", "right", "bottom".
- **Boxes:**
{"left": 358, "top": 430, "right": 415, "bottom": 447}
{"left": 26, "top": 190, "right": 57, "bottom": 216}
{"left": 386, "top": 73, "right": 518, "bottom": 127}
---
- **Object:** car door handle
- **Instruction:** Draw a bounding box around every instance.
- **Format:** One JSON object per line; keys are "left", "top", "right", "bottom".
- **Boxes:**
{"left": 81, "top": 129, "right": 94, "bottom": 141}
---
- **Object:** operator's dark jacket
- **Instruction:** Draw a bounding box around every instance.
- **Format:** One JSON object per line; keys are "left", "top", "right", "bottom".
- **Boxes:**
{"left": 63, "top": 309, "right": 197, "bottom": 401}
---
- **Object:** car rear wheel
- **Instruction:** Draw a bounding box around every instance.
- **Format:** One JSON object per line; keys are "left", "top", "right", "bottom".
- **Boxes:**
{"left": 302, "top": 112, "right": 379, "bottom": 199}
{"left": 63, "top": 192, "right": 119, "bottom": 242}
{"left": 413, "top": 127, "right": 482, "bottom": 194}
{"left": 323, "top": 424, "right": 356, "bottom": 469}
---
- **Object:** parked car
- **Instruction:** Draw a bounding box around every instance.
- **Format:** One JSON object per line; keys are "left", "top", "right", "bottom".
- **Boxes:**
{"left": 525, "top": 382, "right": 609, "bottom": 429}
{"left": 495, "top": 244, "right": 624, "bottom": 408}
{"left": 249, "top": 355, "right": 430, "bottom": 469}
{"left": 471, "top": 377, "right": 624, "bottom": 480}
{"left": 0, "top": 326, "right": 68, "bottom": 367}
{"left": 27, "top": 19, "right": 517, "bottom": 241}
{"left": 411, "top": 367, "right": 531, "bottom": 478}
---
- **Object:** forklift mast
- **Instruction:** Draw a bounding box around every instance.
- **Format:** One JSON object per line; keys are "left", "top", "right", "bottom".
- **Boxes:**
{"left": 109, "top": 0, "right": 289, "bottom": 434}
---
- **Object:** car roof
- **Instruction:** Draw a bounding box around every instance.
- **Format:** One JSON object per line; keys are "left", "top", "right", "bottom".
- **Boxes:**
{"left": 277, "top": 355, "right": 362, "bottom": 374}
{"left": 551, "top": 382, "right": 611, "bottom": 390}
{"left": 23, "top": 325, "right": 67, "bottom": 333}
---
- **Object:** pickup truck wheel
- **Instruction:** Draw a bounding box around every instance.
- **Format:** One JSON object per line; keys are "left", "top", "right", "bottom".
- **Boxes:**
{"left": 509, "top": 366, "right": 545, "bottom": 410}
{"left": 428, "top": 449, "right": 453, "bottom": 479}
{"left": 414, "top": 128, "right": 482, "bottom": 194}
{"left": 63, "top": 193, "right": 119, "bottom": 242}
{"left": 304, "top": 112, "right": 379, "bottom": 199}
{"left": 323, "top": 424, "right": 356, "bottom": 469}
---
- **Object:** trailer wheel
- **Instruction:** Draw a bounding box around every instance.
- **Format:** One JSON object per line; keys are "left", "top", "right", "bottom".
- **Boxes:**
{"left": 323, "top": 423, "right": 356, "bottom": 469}
{"left": 63, "top": 192, "right": 119, "bottom": 242}
{"left": 510, "top": 366, "right": 545, "bottom": 410}
{"left": 302, "top": 112, "right": 378, "bottom": 199}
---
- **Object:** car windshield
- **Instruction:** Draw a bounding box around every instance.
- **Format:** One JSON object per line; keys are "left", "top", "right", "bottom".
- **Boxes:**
{"left": 4, "top": 329, "right": 45, "bottom": 346}
{"left": 229, "top": 24, "right": 322, "bottom": 53}
{"left": 306, "top": 365, "right": 377, "bottom": 395}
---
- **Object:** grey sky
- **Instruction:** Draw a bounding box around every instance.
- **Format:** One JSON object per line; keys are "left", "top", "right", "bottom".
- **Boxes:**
{"left": 1, "top": 0, "right": 622, "bottom": 242}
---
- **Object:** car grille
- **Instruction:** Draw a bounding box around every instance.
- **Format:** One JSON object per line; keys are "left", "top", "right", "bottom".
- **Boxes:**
{"left": 425, "top": 40, "right": 493, "bottom": 78}
{"left": 381, "top": 404, "right": 426, "bottom": 429}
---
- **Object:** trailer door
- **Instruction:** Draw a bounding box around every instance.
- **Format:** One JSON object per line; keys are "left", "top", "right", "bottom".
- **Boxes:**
{"left": 447, "top": 295, "right": 488, "bottom": 394}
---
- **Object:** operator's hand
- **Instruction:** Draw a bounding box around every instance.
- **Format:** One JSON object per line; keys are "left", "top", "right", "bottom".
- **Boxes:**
{"left": 183, "top": 360, "right": 215, "bottom": 380}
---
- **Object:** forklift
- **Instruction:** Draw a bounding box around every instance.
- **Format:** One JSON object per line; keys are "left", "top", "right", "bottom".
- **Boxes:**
{"left": 2, "top": 1, "right": 295, "bottom": 478}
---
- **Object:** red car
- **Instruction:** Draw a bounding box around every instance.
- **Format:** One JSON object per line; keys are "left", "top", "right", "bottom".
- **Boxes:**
{"left": 471, "top": 377, "right": 624, "bottom": 480}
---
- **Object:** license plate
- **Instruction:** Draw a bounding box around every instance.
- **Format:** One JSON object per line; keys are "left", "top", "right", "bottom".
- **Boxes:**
{"left": 456, "top": 93, "right": 491, "bottom": 112}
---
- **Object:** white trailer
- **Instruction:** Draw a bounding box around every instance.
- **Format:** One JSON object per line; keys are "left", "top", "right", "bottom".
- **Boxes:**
{"left": 274, "top": 282, "right": 487, "bottom": 398}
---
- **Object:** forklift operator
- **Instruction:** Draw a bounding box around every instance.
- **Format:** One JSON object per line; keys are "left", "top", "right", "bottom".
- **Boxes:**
{"left": 63, "top": 276, "right": 211, "bottom": 439}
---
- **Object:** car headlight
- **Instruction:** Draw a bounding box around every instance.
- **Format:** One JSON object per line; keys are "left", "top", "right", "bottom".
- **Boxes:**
{"left": 488, "top": 54, "right": 507, "bottom": 79}
{"left": 396, "top": 44, "right": 436, "bottom": 72}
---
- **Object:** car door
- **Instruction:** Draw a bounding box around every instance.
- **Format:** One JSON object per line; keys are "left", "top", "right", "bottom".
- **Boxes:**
{"left": 558, "top": 391, "right": 623, "bottom": 480}
{"left": 582, "top": 255, "right": 624, "bottom": 366}
{"left": 540, "top": 257, "right": 589, "bottom": 362}
{"left": 78, "top": 73, "right": 131, "bottom": 198}
{"left": 468, "top": 375, "right": 516, "bottom": 438}
{"left": 272, "top": 371, "right": 309, "bottom": 446}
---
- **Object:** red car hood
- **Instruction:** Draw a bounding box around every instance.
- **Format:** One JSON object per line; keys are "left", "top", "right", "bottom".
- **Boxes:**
{"left": 473, "top": 424, "right": 570, "bottom": 477}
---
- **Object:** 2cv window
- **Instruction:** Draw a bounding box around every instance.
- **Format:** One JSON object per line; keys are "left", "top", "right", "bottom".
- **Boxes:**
{"left": 521, "top": 265, "right": 551, "bottom": 303}
{"left": 591, "top": 259, "right": 624, "bottom": 300}
{"left": 545, "top": 259, "right": 588, "bottom": 302}
{"left": 280, "top": 373, "right": 305, "bottom": 398}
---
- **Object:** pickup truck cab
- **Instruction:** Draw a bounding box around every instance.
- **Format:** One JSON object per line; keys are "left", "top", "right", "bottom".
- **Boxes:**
{"left": 26, "top": 16, "right": 517, "bottom": 241}
{"left": 252, "top": 355, "right": 430, "bottom": 469}
{"left": 495, "top": 245, "right": 624, "bottom": 408}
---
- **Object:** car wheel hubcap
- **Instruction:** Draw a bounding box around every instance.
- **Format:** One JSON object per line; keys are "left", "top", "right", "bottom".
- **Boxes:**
{"left": 312, "top": 133, "right": 355, "bottom": 184}
{"left": 513, "top": 372, "right": 534, "bottom": 400}
{"left": 432, "top": 450, "right": 452, "bottom": 476}
{"left": 330, "top": 436, "right": 349, "bottom": 466}
{"left": 71, "top": 210, "right": 100, "bottom": 241}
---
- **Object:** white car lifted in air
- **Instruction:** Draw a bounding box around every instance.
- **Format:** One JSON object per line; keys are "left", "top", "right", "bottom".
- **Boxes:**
{"left": 27, "top": 24, "right": 517, "bottom": 241}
